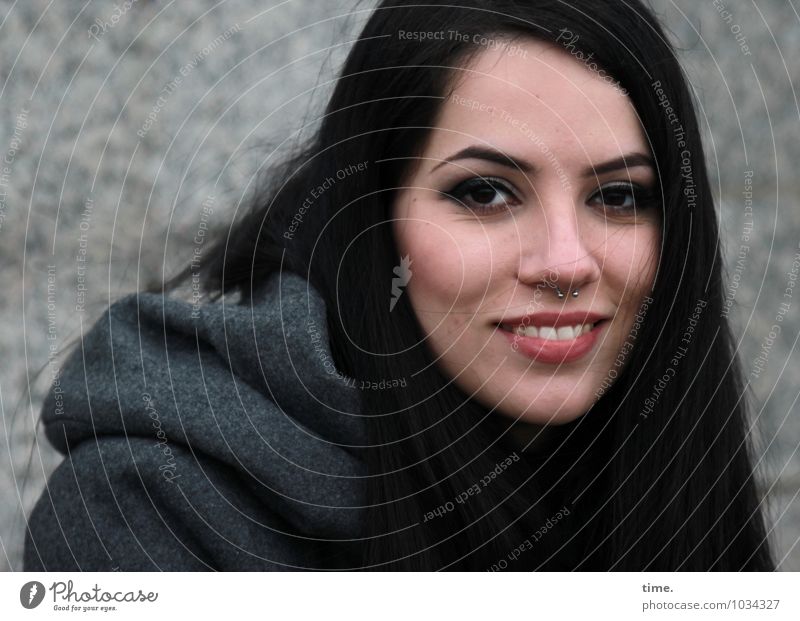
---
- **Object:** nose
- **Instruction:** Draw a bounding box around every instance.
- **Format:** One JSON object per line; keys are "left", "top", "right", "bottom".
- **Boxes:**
{"left": 516, "top": 197, "right": 602, "bottom": 293}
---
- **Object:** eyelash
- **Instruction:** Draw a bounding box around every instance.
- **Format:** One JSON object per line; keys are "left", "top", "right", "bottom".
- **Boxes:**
{"left": 588, "top": 182, "right": 658, "bottom": 214}
{"left": 441, "top": 177, "right": 658, "bottom": 216}
{"left": 441, "top": 177, "right": 518, "bottom": 213}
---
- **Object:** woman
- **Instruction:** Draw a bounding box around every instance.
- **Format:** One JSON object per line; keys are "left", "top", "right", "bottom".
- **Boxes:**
{"left": 25, "top": 0, "right": 774, "bottom": 571}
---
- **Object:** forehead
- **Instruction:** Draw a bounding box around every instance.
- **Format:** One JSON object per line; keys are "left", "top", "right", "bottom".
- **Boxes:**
{"left": 431, "top": 38, "right": 647, "bottom": 167}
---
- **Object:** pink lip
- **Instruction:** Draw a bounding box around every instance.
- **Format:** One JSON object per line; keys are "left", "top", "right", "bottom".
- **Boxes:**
{"left": 496, "top": 319, "right": 608, "bottom": 364}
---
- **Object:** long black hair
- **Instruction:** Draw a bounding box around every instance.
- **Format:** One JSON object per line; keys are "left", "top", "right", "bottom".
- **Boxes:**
{"left": 155, "top": 0, "right": 774, "bottom": 570}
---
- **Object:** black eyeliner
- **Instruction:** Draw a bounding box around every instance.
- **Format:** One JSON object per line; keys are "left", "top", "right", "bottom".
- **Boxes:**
{"left": 441, "top": 176, "right": 517, "bottom": 213}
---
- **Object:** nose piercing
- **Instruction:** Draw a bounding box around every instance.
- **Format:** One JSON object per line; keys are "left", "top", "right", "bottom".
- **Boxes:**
{"left": 554, "top": 286, "right": 580, "bottom": 299}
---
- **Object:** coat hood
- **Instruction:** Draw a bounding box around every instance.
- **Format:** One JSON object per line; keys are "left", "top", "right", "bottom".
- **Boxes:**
{"left": 31, "top": 270, "right": 368, "bottom": 569}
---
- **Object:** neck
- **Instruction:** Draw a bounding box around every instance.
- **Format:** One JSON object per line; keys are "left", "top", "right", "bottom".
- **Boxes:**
{"left": 502, "top": 418, "right": 564, "bottom": 458}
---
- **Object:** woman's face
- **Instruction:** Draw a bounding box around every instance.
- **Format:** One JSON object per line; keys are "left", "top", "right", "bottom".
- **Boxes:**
{"left": 392, "top": 38, "right": 660, "bottom": 432}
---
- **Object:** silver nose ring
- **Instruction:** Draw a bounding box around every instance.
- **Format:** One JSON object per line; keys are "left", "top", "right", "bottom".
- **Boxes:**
{"left": 555, "top": 286, "right": 580, "bottom": 299}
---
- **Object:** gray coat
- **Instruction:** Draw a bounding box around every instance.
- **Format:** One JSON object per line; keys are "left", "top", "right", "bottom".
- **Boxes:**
{"left": 24, "top": 271, "right": 367, "bottom": 570}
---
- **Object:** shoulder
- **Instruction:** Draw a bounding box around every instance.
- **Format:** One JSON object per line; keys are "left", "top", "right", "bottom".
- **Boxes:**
{"left": 24, "top": 435, "right": 327, "bottom": 571}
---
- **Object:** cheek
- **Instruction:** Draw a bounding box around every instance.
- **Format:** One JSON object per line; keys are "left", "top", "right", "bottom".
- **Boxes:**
{"left": 600, "top": 227, "right": 659, "bottom": 352}
{"left": 602, "top": 225, "right": 659, "bottom": 295}
{"left": 394, "top": 216, "right": 501, "bottom": 313}
{"left": 395, "top": 221, "right": 460, "bottom": 308}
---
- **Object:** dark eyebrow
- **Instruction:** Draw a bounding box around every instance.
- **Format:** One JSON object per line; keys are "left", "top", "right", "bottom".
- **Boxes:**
{"left": 430, "top": 146, "right": 534, "bottom": 173}
{"left": 584, "top": 153, "right": 653, "bottom": 177}
{"left": 430, "top": 145, "right": 653, "bottom": 177}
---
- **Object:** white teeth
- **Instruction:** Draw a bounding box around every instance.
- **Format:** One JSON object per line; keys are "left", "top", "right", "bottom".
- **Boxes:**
{"left": 538, "top": 326, "right": 558, "bottom": 340}
{"left": 502, "top": 322, "right": 596, "bottom": 340}
{"left": 555, "top": 326, "right": 574, "bottom": 340}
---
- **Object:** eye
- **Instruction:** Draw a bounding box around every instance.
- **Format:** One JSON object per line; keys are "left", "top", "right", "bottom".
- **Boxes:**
{"left": 588, "top": 182, "right": 657, "bottom": 214}
{"left": 442, "top": 177, "right": 519, "bottom": 214}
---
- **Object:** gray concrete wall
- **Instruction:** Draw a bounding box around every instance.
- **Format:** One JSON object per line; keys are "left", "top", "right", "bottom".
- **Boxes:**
{"left": 1, "top": 0, "right": 797, "bottom": 570}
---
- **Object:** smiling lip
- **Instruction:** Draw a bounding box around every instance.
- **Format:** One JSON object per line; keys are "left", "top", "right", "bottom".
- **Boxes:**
{"left": 495, "top": 311, "right": 609, "bottom": 364}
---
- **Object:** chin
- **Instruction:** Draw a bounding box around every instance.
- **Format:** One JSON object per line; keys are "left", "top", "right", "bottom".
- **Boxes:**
{"left": 518, "top": 406, "right": 589, "bottom": 426}
{"left": 488, "top": 390, "right": 595, "bottom": 426}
